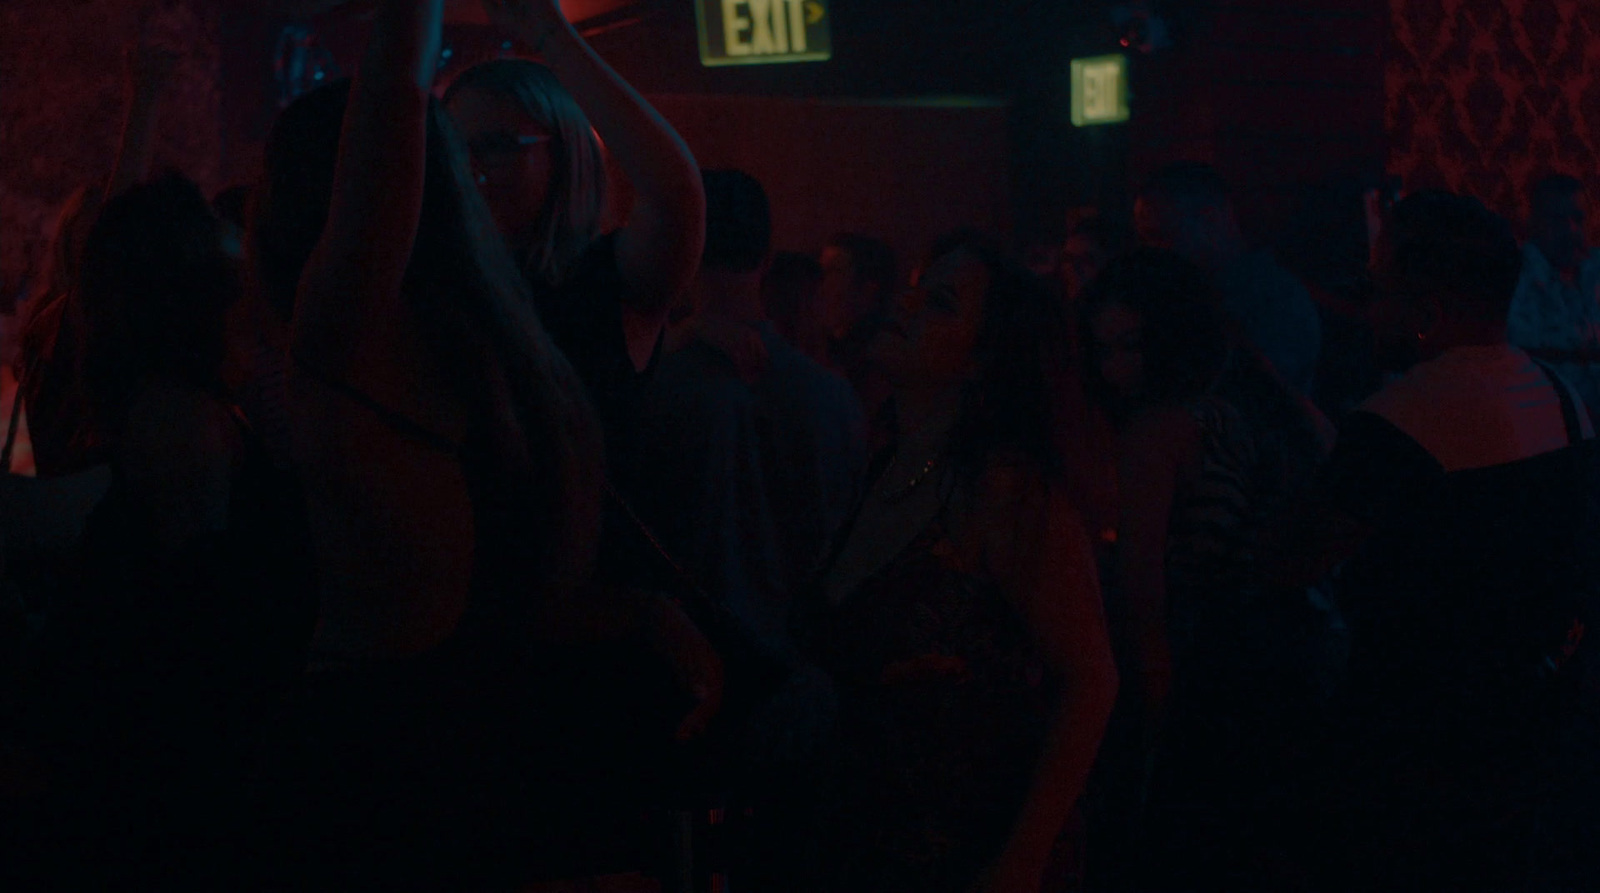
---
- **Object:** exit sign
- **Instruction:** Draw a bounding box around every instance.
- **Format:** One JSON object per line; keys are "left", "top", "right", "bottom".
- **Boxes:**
{"left": 1071, "top": 54, "right": 1130, "bottom": 126}
{"left": 697, "top": 0, "right": 832, "bottom": 67}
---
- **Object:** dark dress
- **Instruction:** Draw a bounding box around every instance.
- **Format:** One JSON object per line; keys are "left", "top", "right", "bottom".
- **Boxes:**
{"left": 796, "top": 476, "right": 1050, "bottom": 893}
{"left": 16, "top": 413, "right": 317, "bottom": 890}
{"left": 1307, "top": 369, "right": 1600, "bottom": 892}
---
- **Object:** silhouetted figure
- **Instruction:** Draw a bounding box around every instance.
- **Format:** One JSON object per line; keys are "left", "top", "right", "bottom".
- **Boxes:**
{"left": 17, "top": 173, "right": 316, "bottom": 891}
{"left": 1270, "top": 192, "right": 1600, "bottom": 892}
{"left": 245, "top": 4, "right": 717, "bottom": 886}
{"left": 1138, "top": 161, "right": 1323, "bottom": 396}
{"left": 637, "top": 169, "right": 866, "bottom": 659}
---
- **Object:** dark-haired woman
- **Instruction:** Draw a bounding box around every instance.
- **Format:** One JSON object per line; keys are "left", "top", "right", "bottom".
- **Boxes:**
{"left": 14, "top": 173, "right": 316, "bottom": 890}
{"left": 1081, "top": 249, "right": 1331, "bottom": 890}
{"left": 785, "top": 233, "right": 1117, "bottom": 893}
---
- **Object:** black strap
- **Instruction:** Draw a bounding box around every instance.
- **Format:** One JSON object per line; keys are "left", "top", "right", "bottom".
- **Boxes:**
{"left": 289, "top": 350, "right": 462, "bottom": 457}
{"left": 1532, "top": 359, "right": 1584, "bottom": 447}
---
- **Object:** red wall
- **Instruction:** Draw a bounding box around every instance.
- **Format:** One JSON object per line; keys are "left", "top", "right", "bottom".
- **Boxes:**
{"left": 0, "top": 0, "right": 224, "bottom": 303}
{"left": 1126, "top": 0, "right": 1389, "bottom": 245}
{"left": 647, "top": 94, "right": 1011, "bottom": 269}
{"left": 1387, "top": 0, "right": 1600, "bottom": 240}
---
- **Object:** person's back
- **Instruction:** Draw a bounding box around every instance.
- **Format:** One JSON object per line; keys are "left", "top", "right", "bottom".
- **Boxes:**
{"left": 1280, "top": 192, "right": 1600, "bottom": 891}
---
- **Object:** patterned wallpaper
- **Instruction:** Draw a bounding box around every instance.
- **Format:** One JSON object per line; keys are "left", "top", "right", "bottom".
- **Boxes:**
{"left": 0, "top": 0, "right": 223, "bottom": 305}
{"left": 1388, "top": 0, "right": 1600, "bottom": 238}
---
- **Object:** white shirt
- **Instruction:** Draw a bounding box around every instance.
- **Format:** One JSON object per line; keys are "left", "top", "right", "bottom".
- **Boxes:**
{"left": 1507, "top": 243, "right": 1600, "bottom": 411}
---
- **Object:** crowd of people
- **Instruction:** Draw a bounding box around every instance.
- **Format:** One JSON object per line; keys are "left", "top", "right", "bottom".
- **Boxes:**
{"left": 2, "top": 1, "right": 1599, "bottom": 891}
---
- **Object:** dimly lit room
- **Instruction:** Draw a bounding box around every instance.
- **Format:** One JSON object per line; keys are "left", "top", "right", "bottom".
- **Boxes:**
{"left": 1, "top": 1, "right": 1599, "bottom": 890}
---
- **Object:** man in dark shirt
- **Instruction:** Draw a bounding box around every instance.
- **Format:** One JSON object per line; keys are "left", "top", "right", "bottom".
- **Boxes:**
{"left": 638, "top": 170, "right": 867, "bottom": 654}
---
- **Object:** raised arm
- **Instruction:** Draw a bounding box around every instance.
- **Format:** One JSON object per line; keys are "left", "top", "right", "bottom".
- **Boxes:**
{"left": 290, "top": 0, "right": 475, "bottom": 660}
{"left": 105, "top": 19, "right": 179, "bottom": 202}
{"left": 485, "top": 1, "right": 706, "bottom": 326}
{"left": 294, "top": 0, "right": 443, "bottom": 378}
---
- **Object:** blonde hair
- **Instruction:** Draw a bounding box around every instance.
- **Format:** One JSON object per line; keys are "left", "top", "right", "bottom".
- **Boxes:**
{"left": 445, "top": 59, "right": 607, "bottom": 289}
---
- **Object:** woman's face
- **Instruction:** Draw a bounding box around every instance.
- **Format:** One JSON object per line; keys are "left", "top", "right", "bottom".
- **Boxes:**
{"left": 446, "top": 86, "right": 555, "bottom": 239}
{"left": 1090, "top": 302, "right": 1145, "bottom": 400}
{"left": 875, "top": 248, "right": 988, "bottom": 391}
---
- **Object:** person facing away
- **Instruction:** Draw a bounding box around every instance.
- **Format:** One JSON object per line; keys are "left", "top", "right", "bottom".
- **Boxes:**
{"left": 245, "top": 3, "right": 718, "bottom": 885}
{"left": 1507, "top": 172, "right": 1600, "bottom": 414}
{"left": 635, "top": 169, "right": 867, "bottom": 658}
{"left": 1266, "top": 191, "right": 1600, "bottom": 892}
{"left": 772, "top": 230, "right": 1116, "bottom": 893}
{"left": 12, "top": 30, "right": 180, "bottom": 478}
{"left": 16, "top": 173, "right": 316, "bottom": 891}
{"left": 1137, "top": 161, "right": 1323, "bottom": 396}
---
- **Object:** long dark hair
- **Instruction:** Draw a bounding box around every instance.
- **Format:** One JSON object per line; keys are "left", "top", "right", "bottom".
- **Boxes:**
{"left": 443, "top": 59, "right": 607, "bottom": 288}
{"left": 1078, "top": 248, "right": 1229, "bottom": 419}
{"left": 78, "top": 172, "right": 239, "bottom": 443}
{"left": 251, "top": 79, "right": 604, "bottom": 598}
{"left": 923, "top": 230, "right": 1064, "bottom": 485}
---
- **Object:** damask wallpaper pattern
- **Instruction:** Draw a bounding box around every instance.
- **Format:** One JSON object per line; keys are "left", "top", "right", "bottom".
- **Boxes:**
{"left": 1388, "top": 0, "right": 1600, "bottom": 237}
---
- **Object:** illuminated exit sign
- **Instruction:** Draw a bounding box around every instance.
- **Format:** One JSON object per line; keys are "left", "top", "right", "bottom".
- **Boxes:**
{"left": 1071, "top": 54, "right": 1130, "bottom": 126}
{"left": 697, "top": 0, "right": 832, "bottom": 67}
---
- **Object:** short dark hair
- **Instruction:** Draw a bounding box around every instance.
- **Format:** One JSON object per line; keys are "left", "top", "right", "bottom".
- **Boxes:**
{"left": 701, "top": 168, "right": 772, "bottom": 273}
{"left": 1142, "top": 161, "right": 1232, "bottom": 209}
{"left": 825, "top": 232, "right": 898, "bottom": 297}
{"left": 1529, "top": 172, "right": 1584, "bottom": 210}
{"left": 80, "top": 172, "right": 239, "bottom": 437}
{"left": 1078, "top": 248, "right": 1230, "bottom": 410}
{"left": 1385, "top": 190, "right": 1522, "bottom": 322}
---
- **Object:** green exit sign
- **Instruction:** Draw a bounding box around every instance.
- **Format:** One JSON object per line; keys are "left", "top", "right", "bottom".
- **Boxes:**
{"left": 1071, "top": 54, "right": 1130, "bottom": 126}
{"left": 696, "top": 0, "right": 832, "bottom": 67}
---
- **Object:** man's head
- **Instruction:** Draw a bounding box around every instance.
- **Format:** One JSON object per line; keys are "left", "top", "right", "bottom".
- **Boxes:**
{"left": 1135, "top": 161, "right": 1242, "bottom": 269}
{"left": 1527, "top": 173, "right": 1588, "bottom": 276}
{"left": 701, "top": 168, "right": 772, "bottom": 276}
{"left": 690, "top": 169, "right": 772, "bottom": 319}
{"left": 1371, "top": 190, "right": 1521, "bottom": 367}
{"left": 819, "top": 232, "right": 897, "bottom": 339}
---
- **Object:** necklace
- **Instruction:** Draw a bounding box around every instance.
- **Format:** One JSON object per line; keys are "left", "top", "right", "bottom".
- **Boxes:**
{"left": 880, "top": 454, "right": 942, "bottom": 504}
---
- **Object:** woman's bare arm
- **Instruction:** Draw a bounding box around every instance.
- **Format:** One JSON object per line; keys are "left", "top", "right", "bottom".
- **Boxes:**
{"left": 977, "top": 464, "right": 1119, "bottom": 891}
